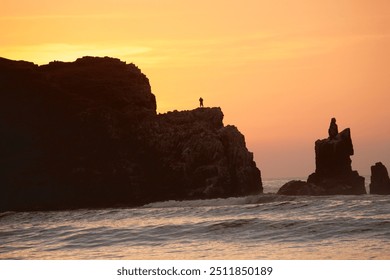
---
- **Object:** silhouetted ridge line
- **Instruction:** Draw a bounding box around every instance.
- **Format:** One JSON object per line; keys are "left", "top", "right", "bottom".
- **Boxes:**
{"left": 0, "top": 56, "right": 262, "bottom": 211}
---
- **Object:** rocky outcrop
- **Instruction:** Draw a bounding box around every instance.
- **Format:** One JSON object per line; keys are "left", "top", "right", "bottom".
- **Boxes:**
{"left": 0, "top": 56, "right": 262, "bottom": 211}
{"left": 307, "top": 126, "right": 366, "bottom": 195}
{"left": 313, "top": 127, "right": 354, "bottom": 178}
{"left": 277, "top": 119, "right": 366, "bottom": 195}
{"left": 141, "top": 108, "right": 262, "bottom": 200}
{"left": 370, "top": 162, "right": 390, "bottom": 195}
{"left": 277, "top": 180, "right": 326, "bottom": 195}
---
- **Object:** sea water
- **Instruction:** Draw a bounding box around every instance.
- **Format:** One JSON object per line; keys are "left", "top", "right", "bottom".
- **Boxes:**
{"left": 0, "top": 178, "right": 389, "bottom": 259}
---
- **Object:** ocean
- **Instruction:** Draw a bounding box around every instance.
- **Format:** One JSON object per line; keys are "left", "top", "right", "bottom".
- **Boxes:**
{"left": 1, "top": 178, "right": 389, "bottom": 260}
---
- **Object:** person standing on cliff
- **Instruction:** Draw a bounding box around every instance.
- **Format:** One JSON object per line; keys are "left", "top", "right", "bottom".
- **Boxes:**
{"left": 199, "top": 97, "right": 204, "bottom": 107}
{"left": 328, "top": 117, "right": 338, "bottom": 139}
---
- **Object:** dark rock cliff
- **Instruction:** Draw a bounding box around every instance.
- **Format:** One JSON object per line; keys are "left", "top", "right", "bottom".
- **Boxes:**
{"left": 0, "top": 56, "right": 262, "bottom": 211}
{"left": 278, "top": 119, "right": 365, "bottom": 195}
{"left": 141, "top": 108, "right": 262, "bottom": 201}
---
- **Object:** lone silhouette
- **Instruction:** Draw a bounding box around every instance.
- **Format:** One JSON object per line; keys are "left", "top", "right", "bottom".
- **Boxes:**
{"left": 328, "top": 117, "right": 338, "bottom": 139}
{"left": 199, "top": 97, "right": 204, "bottom": 107}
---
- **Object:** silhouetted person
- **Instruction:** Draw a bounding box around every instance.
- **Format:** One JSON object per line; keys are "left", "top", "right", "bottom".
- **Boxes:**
{"left": 328, "top": 117, "right": 338, "bottom": 139}
{"left": 199, "top": 97, "right": 204, "bottom": 107}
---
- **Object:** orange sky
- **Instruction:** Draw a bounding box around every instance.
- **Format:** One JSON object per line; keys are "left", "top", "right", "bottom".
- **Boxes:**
{"left": 1, "top": 0, "right": 389, "bottom": 178}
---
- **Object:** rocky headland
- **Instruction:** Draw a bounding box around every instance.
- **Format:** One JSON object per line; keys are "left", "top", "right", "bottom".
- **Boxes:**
{"left": 0, "top": 56, "right": 262, "bottom": 211}
{"left": 278, "top": 119, "right": 366, "bottom": 195}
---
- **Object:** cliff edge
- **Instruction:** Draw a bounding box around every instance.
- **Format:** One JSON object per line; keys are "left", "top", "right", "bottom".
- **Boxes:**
{"left": 0, "top": 56, "right": 262, "bottom": 211}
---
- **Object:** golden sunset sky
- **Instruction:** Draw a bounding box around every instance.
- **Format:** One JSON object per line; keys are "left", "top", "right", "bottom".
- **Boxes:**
{"left": 1, "top": 0, "right": 389, "bottom": 178}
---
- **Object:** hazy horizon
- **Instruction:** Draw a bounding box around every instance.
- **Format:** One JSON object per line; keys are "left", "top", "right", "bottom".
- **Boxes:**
{"left": 2, "top": 0, "right": 389, "bottom": 178}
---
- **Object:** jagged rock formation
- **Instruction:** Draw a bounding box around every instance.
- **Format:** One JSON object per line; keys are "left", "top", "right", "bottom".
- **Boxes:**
{"left": 142, "top": 108, "right": 261, "bottom": 200}
{"left": 312, "top": 127, "right": 354, "bottom": 178}
{"left": 0, "top": 56, "right": 262, "bottom": 211}
{"left": 277, "top": 180, "right": 325, "bottom": 196}
{"left": 278, "top": 120, "right": 366, "bottom": 195}
{"left": 370, "top": 162, "right": 390, "bottom": 195}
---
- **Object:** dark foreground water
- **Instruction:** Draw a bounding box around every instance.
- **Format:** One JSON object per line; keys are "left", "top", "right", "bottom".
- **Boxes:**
{"left": 1, "top": 179, "right": 389, "bottom": 259}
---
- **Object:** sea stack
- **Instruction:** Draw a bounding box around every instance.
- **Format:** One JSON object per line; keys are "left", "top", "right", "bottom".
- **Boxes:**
{"left": 0, "top": 56, "right": 262, "bottom": 211}
{"left": 278, "top": 118, "right": 366, "bottom": 195}
{"left": 370, "top": 162, "right": 390, "bottom": 195}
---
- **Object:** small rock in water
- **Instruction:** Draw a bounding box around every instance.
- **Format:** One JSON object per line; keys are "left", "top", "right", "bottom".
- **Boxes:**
{"left": 370, "top": 162, "right": 390, "bottom": 195}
